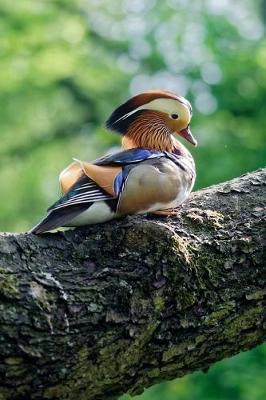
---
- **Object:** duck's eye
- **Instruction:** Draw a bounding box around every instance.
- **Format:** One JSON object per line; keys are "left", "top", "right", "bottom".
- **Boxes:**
{"left": 171, "top": 113, "right": 178, "bottom": 119}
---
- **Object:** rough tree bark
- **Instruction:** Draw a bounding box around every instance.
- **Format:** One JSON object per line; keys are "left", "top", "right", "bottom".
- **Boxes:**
{"left": 0, "top": 168, "right": 265, "bottom": 400}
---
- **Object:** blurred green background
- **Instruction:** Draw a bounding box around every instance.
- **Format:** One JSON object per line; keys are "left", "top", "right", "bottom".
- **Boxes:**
{"left": 0, "top": 0, "right": 265, "bottom": 398}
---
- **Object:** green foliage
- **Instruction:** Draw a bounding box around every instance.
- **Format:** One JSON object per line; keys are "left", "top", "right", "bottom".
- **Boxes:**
{"left": 0, "top": 0, "right": 265, "bottom": 398}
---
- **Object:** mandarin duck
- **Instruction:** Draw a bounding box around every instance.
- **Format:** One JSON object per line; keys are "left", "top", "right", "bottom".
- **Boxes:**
{"left": 31, "top": 90, "right": 197, "bottom": 234}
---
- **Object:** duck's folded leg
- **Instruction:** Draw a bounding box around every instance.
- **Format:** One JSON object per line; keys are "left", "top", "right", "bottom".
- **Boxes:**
{"left": 150, "top": 208, "right": 178, "bottom": 217}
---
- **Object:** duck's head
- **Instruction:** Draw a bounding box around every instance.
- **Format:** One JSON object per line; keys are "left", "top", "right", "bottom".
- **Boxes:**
{"left": 106, "top": 90, "right": 197, "bottom": 151}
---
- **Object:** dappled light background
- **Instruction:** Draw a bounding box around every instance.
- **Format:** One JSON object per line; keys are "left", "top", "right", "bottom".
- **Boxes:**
{"left": 0, "top": 0, "right": 265, "bottom": 398}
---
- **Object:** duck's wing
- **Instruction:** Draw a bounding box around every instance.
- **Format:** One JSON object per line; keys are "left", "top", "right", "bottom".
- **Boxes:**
{"left": 30, "top": 148, "right": 167, "bottom": 234}
{"left": 30, "top": 174, "right": 117, "bottom": 234}
{"left": 94, "top": 148, "right": 164, "bottom": 166}
{"left": 59, "top": 148, "right": 164, "bottom": 194}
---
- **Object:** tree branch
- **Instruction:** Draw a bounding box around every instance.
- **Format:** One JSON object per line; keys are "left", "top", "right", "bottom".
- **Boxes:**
{"left": 0, "top": 168, "right": 265, "bottom": 400}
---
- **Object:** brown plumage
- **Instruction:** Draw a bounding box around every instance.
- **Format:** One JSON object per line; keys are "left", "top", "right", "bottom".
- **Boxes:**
{"left": 124, "top": 111, "right": 174, "bottom": 152}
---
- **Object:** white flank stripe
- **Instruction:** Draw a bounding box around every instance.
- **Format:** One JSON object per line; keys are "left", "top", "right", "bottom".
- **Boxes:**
{"left": 53, "top": 196, "right": 112, "bottom": 210}
{"left": 80, "top": 182, "right": 95, "bottom": 187}
{"left": 76, "top": 184, "right": 95, "bottom": 191}
{"left": 72, "top": 190, "right": 102, "bottom": 198}
{"left": 64, "top": 195, "right": 110, "bottom": 203}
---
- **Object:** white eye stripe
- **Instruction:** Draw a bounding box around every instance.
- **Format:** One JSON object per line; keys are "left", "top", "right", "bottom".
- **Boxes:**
{"left": 113, "top": 106, "right": 143, "bottom": 123}
{"left": 144, "top": 98, "right": 190, "bottom": 116}
{"left": 113, "top": 98, "right": 190, "bottom": 124}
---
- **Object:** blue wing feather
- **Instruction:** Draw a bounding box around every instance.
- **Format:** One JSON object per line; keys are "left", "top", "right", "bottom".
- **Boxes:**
{"left": 94, "top": 148, "right": 165, "bottom": 166}
{"left": 113, "top": 172, "right": 124, "bottom": 196}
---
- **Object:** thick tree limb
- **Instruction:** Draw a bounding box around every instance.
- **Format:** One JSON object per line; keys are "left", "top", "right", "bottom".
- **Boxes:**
{"left": 0, "top": 169, "right": 265, "bottom": 400}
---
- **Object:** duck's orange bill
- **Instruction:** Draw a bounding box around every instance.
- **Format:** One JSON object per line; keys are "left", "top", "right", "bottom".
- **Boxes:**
{"left": 179, "top": 127, "right": 197, "bottom": 146}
